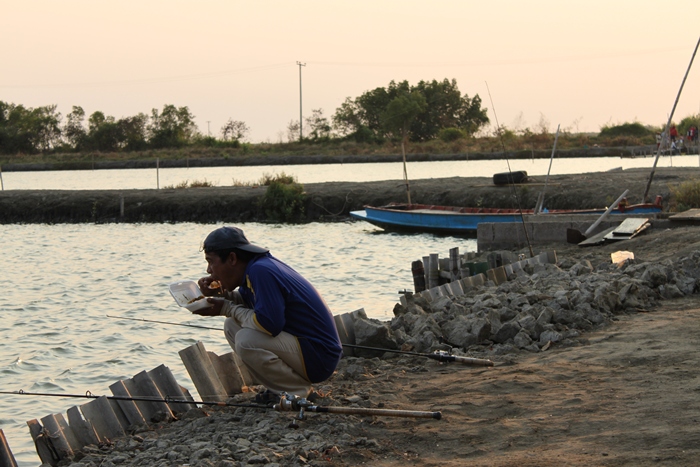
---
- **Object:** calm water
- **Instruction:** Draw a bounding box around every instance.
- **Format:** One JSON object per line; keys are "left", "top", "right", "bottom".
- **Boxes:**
{"left": 1, "top": 154, "right": 698, "bottom": 190}
{"left": 1, "top": 153, "right": 697, "bottom": 465}
{"left": 0, "top": 221, "right": 475, "bottom": 465}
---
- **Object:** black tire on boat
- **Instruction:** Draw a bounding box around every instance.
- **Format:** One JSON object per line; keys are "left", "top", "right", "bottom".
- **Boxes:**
{"left": 493, "top": 170, "right": 528, "bottom": 186}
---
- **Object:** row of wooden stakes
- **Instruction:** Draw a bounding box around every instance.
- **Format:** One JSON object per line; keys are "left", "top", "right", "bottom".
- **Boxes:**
{"left": 403, "top": 248, "right": 557, "bottom": 305}
{"left": 0, "top": 311, "right": 365, "bottom": 467}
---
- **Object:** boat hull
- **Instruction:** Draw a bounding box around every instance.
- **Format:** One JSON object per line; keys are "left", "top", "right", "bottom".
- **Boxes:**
{"left": 349, "top": 202, "right": 663, "bottom": 235}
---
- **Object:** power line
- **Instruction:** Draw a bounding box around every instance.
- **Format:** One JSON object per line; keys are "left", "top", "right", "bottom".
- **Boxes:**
{"left": 297, "top": 61, "right": 306, "bottom": 141}
{"left": 0, "top": 62, "right": 294, "bottom": 89}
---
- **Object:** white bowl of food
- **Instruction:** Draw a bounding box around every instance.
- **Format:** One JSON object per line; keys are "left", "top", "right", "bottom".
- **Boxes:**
{"left": 169, "top": 280, "right": 212, "bottom": 312}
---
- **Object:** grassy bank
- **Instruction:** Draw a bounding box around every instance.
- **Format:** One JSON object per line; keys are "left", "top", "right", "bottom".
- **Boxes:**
{"left": 0, "top": 131, "right": 666, "bottom": 170}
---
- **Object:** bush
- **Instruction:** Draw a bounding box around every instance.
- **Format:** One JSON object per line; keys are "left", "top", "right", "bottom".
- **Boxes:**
{"left": 258, "top": 174, "right": 306, "bottom": 222}
{"left": 670, "top": 180, "right": 700, "bottom": 212}
{"left": 599, "top": 122, "right": 652, "bottom": 138}
{"left": 163, "top": 178, "right": 215, "bottom": 189}
{"left": 438, "top": 127, "right": 466, "bottom": 142}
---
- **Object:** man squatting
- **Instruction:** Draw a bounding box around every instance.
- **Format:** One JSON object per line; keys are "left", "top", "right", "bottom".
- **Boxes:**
{"left": 192, "top": 226, "right": 343, "bottom": 404}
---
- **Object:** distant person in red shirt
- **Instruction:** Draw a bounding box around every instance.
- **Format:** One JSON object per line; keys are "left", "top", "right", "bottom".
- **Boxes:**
{"left": 670, "top": 125, "right": 679, "bottom": 142}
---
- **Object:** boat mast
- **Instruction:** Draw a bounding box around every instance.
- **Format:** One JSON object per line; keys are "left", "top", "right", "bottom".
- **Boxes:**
{"left": 485, "top": 81, "right": 534, "bottom": 257}
{"left": 536, "top": 124, "right": 560, "bottom": 214}
{"left": 642, "top": 35, "right": 700, "bottom": 203}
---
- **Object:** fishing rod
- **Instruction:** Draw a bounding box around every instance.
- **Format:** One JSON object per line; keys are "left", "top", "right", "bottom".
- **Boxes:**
{"left": 0, "top": 389, "right": 264, "bottom": 409}
{"left": 485, "top": 81, "right": 534, "bottom": 258}
{"left": 0, "top": 390, "right": 441, "bottom": 421}
{"left": 341, "top": 344, "right": 494, "bottom": 367}
{"left": 107, "top": 315, "right": 495, "bottom": 367}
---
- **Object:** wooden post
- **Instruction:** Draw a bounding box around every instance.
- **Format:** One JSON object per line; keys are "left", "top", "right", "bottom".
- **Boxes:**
{"left": 448, "top": 281, "right": 464, "bottom": 296}
{"left": 449, "top": 247, "right": 460, "bottom": 282}
{"left": 119, "top": 194, "right": 124, "bottom": 218}
{"left": 427, "top": 286, "right": 443, "bottom": 301}
{"left": 40, "top": 414, "right": 78, "bottom": 460}
{"left": 113, "top": 378, "right": 157, "bottom": 423}
{"left": 422, "top": 255, "right": 430, "bottom": 290}
{"left": 27, "top": 419, "right": 59, "bottom": 466}
{"left": 411, "top": 260, "right": 426, "bottom": 293}
{"left": 132, "top": 370, "right": 175, "bottom": 421}
{"left": 208, "top": 351, "right": 248, "bottom": 395}
{"left": 109, "top": 380, "right": 148, "bottom": 427}
{"left": 428, "top": 254, "right": 439, "bottom": 288}
{"left": 148, "top": 364, "right": 197, "bottom": 414}
{"left": 504, "top": 263, "right": 514, "bottom": 277}
{"left": 461, "top": 276, "right": 473, "bottom": 290}
{"left": 66, "top": 406, "right": 100, "bottom": 447}
{"left": 333, "top": 314, "right": 354, "bottom": 357}
{"left": 179, "top": 342, "right": 228, "bottom": 402}
{"left": 340, "top": 313, "right": 357, "bottom": 348}
{"left": 0, "top": 429, "right": 18, "bottom": 467}
{"left": 108, "top": 399, "right": 130, "bottom": 430}
{"left": 79, "top": 396, "right": 125, "bottom": 441}
{"left": 471, "top": 273, "right": 486, "bottom": 287}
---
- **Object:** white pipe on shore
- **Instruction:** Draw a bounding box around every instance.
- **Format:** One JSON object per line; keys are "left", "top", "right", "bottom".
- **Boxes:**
{"left": 584, "top": 189, "right": 629, "bottom": 237}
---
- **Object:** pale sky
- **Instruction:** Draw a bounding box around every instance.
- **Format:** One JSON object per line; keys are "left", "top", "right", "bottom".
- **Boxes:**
{"left": 3, "top": 1, "right": 700, "bottom": 143}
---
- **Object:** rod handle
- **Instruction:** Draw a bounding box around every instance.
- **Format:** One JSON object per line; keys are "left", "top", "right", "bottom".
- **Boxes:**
{"left": 450, "top": 355, "right": 494, "bottom": 367}
{"left": 311, "top": 405, "right": 441, "bottom": 420}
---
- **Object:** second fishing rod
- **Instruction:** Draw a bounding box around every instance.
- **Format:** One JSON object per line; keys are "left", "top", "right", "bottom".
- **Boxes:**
{"left": 106, "top": 315, "right": 495, "bottom": 367}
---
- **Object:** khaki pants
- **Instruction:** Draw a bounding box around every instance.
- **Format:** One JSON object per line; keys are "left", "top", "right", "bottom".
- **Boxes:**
{"left": 224, "top": 317, "right": 312, "bottom": 397}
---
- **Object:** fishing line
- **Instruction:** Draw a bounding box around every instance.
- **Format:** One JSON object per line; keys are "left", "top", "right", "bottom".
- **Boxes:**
{"left": 0, "top": 389, "right": 442, "bottom": 420}
{"left": 106, "top": 315, "right": 494, "bottom": 367}
{"left": 484, "top": 81, "right": 534, "bottom": 257}
{"left": 0, "top": 389, "right": 268, "bottom": 410}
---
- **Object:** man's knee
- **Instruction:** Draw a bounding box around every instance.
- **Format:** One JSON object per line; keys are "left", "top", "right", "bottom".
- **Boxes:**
{"left": 233, "top": 328, "right": 265, "bottom": 362}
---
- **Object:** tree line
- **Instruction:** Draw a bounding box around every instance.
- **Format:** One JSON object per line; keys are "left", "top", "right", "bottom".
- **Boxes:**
{"left": 0, "top": 78, "right": 490, "bottom": 155}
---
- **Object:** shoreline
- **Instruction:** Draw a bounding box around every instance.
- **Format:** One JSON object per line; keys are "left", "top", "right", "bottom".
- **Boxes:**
{"left": 0, "top": 145, "right": 664, "bottom": 172}
{"left": 0, "top": 166, "right": 695, "bottom": 225}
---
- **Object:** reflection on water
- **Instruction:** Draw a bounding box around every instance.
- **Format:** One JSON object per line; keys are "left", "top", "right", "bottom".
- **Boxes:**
{"left": 2, "top": 155, "right": 697, "bottom": 190}
{"left": 0, "top": 221, "right": 474, "bottom": 465}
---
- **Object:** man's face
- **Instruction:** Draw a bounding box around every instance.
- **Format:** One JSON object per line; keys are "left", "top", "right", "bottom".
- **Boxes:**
{"left": 205, "top": 251, "right": 243, "bottom": 291}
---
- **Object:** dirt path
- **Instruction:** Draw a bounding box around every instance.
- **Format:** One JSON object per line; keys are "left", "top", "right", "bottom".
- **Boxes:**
{"left": 337, "top": 297, "right": 700, "bottom": 466}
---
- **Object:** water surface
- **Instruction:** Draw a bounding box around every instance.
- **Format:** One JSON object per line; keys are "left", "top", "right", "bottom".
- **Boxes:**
{"left": 0, "top": 222, "right": 475, "bottom": 465}
{"left": 2, "top": 154, "right": 697, "bottom": 190}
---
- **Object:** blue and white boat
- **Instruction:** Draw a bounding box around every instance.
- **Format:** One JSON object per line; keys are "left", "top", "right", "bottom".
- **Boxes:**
{"left": 350, "top": 200, "right": 664, "bottom": 235}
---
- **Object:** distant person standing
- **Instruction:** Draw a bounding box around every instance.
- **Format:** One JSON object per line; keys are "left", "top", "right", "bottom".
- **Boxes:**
{"left": 689, "top": 125, "right": 698, "bottom": 144}
{"left": 670, "top": 124, "right": 679, "bottom": 142}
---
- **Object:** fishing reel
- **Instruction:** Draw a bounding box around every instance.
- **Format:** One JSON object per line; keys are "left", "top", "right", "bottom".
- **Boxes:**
{"left": 273, "top": 393, "right": 313, "bottom": 428}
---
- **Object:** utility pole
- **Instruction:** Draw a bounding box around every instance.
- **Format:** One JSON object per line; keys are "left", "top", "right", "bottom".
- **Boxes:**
{"left": 207, "top": 121, "right": 211, "bottom": 137}
{"left": 297, "top": 61, "right": 306, "bottom": 141}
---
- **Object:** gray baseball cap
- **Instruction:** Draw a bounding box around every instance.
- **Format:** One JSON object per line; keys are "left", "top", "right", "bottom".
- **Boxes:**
{"left": 202, "top": 227, "right": 269, "bottom": 254}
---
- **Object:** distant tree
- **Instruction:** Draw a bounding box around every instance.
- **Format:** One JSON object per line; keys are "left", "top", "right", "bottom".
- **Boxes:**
{"left": 331, "top": 98, "right": 362, "bottom": 137}
{"left": 410, "top": 78, "right": 488, "bottom": 141}
{"left": 85, "top": 111, "right": 121, "bottom": 151}
{"left": 148, "top": 105, "right": 198, "bottom": 148}
{"left": 221, "top": 119, "right": 250, "bottom": 142}
{"left": 117, "top": 113, "right": 148, "bottom": 151}
{"left": 0, "top": 101, "right": 34, "bottom": 153}
{"left": 286, "top": 120, "right": 300, "bottom": 143}
{"left": 29, "top": 104, "right": 62, "bottom": 152}
{"left": 332, "top": 78, "right": 488, "bottom": 142}
{"left": 0, "top": 102, "right": 62, "bottom": 154}
{"left": 63, "top": 106, "right": 87, "bottom": 150}
{"left": 305, "top": 108, "right": 331, "bottom": 141}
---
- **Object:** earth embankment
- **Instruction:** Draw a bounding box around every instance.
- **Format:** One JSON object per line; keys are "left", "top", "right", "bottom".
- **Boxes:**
{"left": 0, "top": 167, "right": 694, "bottom": 224}
{"left": 0, "top": 145, "right": 660, "bottom": 172}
